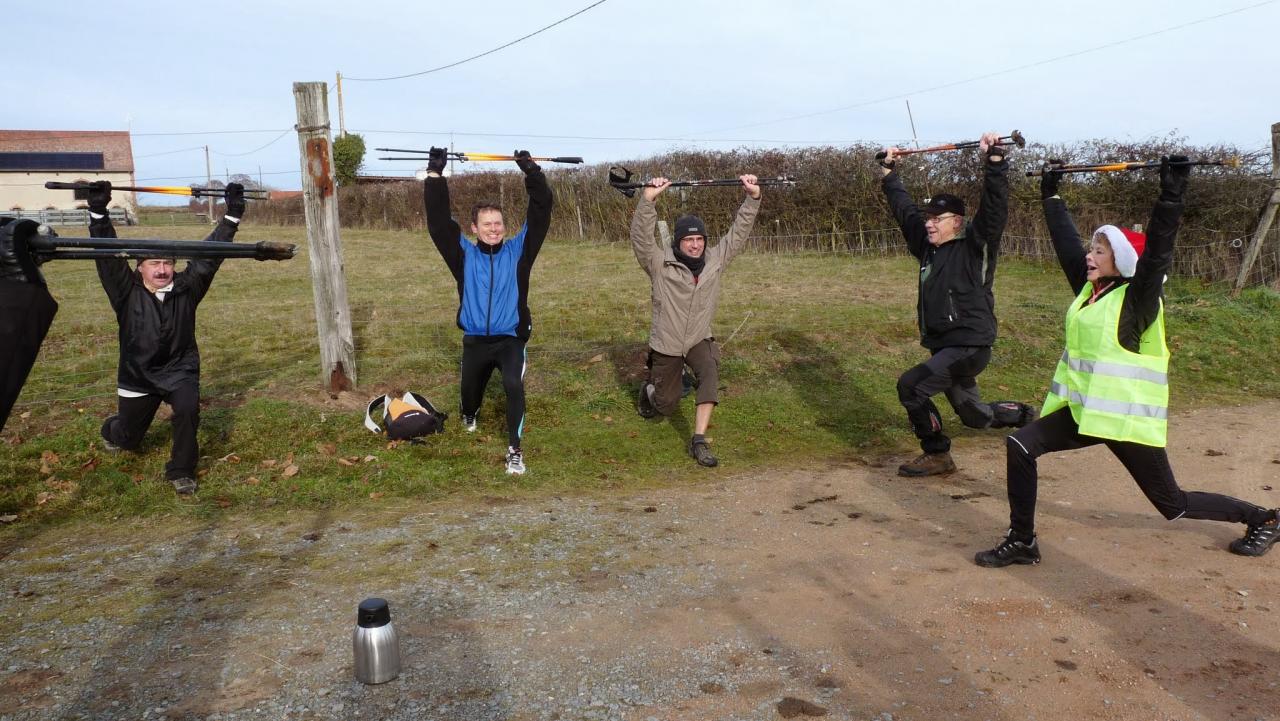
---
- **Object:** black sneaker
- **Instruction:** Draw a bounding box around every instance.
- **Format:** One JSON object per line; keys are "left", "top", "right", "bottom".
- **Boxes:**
{"left": 636, "top": 382, "right": 657, "bottom": 419}
{"left": 975, "top": 532, "right": 1041, "bottom": 567}
{"left": 1229, "top": 513, "right": 1280, "bottom": 557}
{"left": 689, "top": 438, "right": 718, "bottom": 467}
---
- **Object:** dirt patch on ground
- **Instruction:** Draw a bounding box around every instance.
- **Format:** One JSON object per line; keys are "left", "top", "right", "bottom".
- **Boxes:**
{"left": 2, "top": 402, "right": 1279, "bottom": 720}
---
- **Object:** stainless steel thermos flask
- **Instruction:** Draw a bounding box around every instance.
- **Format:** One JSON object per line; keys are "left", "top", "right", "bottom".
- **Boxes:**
{"left": 352, "top": 597, "right": 401, "bottom": 684}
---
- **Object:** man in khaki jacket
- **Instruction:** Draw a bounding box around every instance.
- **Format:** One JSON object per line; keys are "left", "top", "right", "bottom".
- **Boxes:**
{"left": 631, "top": 174, "right": 761, "bottom": 467}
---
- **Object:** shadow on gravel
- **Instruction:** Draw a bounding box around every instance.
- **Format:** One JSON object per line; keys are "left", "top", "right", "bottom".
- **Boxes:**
{"left": 836, "top": 472, "right": 1280, "bottom": 721}
{"left": 772, "top": 330, "right": 895, "bottom": 448}
{"left": 58, "top": 511, "right": 337, "bottom": 719}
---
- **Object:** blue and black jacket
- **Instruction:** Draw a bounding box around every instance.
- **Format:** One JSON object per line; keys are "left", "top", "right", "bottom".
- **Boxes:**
{"left": 424, "top": 170, "right": 553, "bottom": 340}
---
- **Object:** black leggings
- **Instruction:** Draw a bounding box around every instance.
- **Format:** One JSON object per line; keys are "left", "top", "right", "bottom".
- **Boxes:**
{"left": 1006, "top": 406, "right": 1272, "bottom": 537}
{"left": 460, "top": 335, "right": 526, "bottom": 449}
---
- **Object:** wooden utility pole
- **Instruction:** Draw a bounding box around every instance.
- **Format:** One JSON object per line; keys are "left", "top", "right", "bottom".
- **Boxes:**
{"left": 204, "top": 145, "right": 214, "bottom": 224}
{"left": 293, "top": 81, "right": 357, "bottom": 394}
{"left": 1234, "top": 122, "right": 1280, "bottom": 293}
{"left": 335, "top": 72, "right": 346, "bottom": 137}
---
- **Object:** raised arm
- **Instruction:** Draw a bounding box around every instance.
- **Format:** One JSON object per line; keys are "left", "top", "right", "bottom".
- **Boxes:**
{"left": 88, "top": 181, "right": 133, "bottom": 312}
{"left": 878, "top": 149, "right": 928, "bottom": 260}
{"left": 630, "top": 177, "right": 670, "bottom": 276}
{"left": 969, "top": 132, "right": 1010, "bottom": 255}
{"left": 1039, "top": 163, "right": 1089, "bottom": 295}
{"left": 1119, "top": 156, "right": 1188, "bottom": 349}
{"left": 515, "top": 150, "right": 554, "bottom": 265}
{"left": 716, "top": 174, "right": 762, "bottom": 265}
{"left": 182, "top": 183, "right": 243, "bottom": 302}
{"left": 422, "top": 147, "right": 464, "bottom": 282}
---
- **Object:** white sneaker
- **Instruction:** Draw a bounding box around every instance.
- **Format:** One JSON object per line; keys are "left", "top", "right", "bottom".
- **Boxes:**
{"left": 462, "top": 414, "right": 477, "bottom": 432}
{"left": 505, "top": 447, "right": 526, "bottom": 475}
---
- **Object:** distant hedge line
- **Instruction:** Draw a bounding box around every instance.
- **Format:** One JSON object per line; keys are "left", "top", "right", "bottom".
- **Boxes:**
{"left": 252, "top": 138, "right": 1275, "bottom": 283}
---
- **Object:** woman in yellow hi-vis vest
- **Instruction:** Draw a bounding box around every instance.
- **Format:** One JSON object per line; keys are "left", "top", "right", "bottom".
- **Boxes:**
{"left": 975, "top": 156, "right": 1279, "bottom": 567}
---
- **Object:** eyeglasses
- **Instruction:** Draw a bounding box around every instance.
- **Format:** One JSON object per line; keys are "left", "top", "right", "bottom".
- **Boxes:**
{"left": 924, "top": 213, "right": 960, "bottom": 224}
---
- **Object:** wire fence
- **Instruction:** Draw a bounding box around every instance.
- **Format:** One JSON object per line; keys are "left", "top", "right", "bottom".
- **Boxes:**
{"left": 10, "top": 218, "right": 1278, "bottom": 418}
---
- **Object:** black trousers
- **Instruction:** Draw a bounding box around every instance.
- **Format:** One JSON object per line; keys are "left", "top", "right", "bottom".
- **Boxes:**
{"left": 101, "top": 382, "right": 200, "bottom": 481}
{"left": 460, "top": 335, "right": 526, "bottom": 449}
{"left": 897, "top": 346, "right": 995, "bottom": 454}
{"left": 1006, "top": 406, "right": 1272, "bottom": 537}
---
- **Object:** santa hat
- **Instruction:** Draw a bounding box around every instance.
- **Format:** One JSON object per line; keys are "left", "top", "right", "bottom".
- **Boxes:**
{"left": 1092, "top": 225, "right": 1147, "bottom": 278}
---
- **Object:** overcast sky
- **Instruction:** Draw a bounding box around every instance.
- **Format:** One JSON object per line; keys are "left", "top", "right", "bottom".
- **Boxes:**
{"left": 5, "top": 0, "right": 1277, "bottom": 204}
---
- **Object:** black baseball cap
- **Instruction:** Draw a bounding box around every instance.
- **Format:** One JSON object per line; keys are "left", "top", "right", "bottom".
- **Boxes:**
{"left": 922, "top": 193, "right": 966, "bottom": 216}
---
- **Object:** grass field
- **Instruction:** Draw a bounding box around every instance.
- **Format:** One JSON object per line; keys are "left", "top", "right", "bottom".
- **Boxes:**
{"left": 4, "top": 223, "right": 1280, "bottom": 531}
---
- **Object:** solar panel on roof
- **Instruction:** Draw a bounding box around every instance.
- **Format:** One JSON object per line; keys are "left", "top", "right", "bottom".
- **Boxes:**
{"left": 0, "top": 152, "right": 106, "bottom": 170}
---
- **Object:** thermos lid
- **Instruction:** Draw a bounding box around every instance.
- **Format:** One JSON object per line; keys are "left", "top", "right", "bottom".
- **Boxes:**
{"left": 357, "top": 597, "right": 392, "bottom": 628}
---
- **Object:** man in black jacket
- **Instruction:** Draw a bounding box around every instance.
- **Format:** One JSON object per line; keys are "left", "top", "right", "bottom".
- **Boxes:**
{"left": 92, "top": 181, "right": 245, "bottom": 495}
{"left": 423, "top": 149, "right": 552, "bottom": 475}
{"left": 880, "top": 132, "right": 1034, "bottom": 477}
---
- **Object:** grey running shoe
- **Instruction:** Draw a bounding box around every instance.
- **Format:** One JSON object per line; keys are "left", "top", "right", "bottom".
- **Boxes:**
{"left": 169, "top": 477, "right": 198, "bottom": 495}
{"left": 462, "top": 414, "right": 478, "bottom": 432}
{"left": 505, "top": 447, "right": 526, "bottom": 475}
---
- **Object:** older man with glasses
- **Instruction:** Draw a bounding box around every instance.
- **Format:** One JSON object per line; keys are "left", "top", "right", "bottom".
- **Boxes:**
{"left": 878, "top": 132, "right": 1035, "bottom": 477}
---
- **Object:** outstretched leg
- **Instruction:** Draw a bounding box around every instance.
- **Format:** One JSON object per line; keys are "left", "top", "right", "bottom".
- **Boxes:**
{"left": 1106, "top": 439, "right": 1280, "bottom": 556}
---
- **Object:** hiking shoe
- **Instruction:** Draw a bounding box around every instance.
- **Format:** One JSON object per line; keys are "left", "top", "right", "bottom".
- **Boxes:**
{"left": 505, "top": 447, "right": 526, "bottom": 475}
{"left": 897, "top": 452, "right": 956, "bottom": 477}
{"left": 169, "top": 477, "right": 198, "bottom": 495}
{"left": 975, "top": 532, "right": 1041, "bottom": 568}
{"left": 461, "top": 414, "right": 478, "bottom": 432}
{"left": 1229, "top": 513, "right": 1280, "bottom": 557}
{"left": 636, "top": 382, "right": 658, "bottom": 419}
{"left": 990, "top": 401, "right": 1036, "bottom": 429}
{"left": 689, "top": 438, "right": 718, "bottom": 467}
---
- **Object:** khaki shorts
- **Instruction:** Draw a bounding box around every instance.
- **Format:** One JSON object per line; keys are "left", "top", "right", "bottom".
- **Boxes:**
{"left": 648, "top": 339, "right": 720, "bottom": 416}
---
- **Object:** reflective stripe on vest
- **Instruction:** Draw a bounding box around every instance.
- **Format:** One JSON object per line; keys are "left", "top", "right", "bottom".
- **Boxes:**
{"left": 1059, "top": 350, "right": 1169, "bottom": 385}
{"left": 1041, "top": 283, "right": 1170, "bottom": 447}
{"left": 1048, "top": 381, "right": 1169, "bottom": 420}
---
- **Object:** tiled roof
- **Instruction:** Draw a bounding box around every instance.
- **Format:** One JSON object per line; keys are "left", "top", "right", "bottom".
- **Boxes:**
{"left": 0, "top": 130, "right": 134, "bottom": 172}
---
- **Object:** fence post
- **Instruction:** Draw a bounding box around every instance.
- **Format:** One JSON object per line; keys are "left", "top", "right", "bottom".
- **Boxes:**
{"left": 293, "top": 81, "right": 357, "bottom": 394}
{"left": 657, "top": 220, "right": 672, "bottom": 247}
{"left": 1234, "top": 122, "right": 1280, "bottom": 294}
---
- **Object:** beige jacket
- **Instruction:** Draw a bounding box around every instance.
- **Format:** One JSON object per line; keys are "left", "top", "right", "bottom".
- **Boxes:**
{"left": 631, "top": 195, "right": 761, "bottom": 356}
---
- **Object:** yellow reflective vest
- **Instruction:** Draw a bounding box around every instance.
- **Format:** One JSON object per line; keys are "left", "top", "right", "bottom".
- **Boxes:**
{"left": 1041, "top": 283, "right": 1169, "bottom": 447}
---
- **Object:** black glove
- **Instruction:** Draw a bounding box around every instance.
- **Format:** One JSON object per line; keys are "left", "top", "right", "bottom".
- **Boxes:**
{"left": 1159, "top": 154, "right": 1190, "bottom": 203}
{"left": 514, "top": 149, "right": 540, "bottom": 175}
{"left": 1040, "top": 159, "right": 1064, "bottom": 200}
{"left": 427, "top": 146, "right": 448, "bottom": 174}
{"left": 224, "top": 182, "right": 246, "bottom": 219}
{"left": 87, "top": 181, "right": 112, "bottom": 215}
{"left": 0, "top": 218, "right": 46, "bottom": 285}
{"left": 875, "top": 149, "right": 896, "bottom": 171}
{"left": 985, "top": 144, "right": 1006, "bottom": 164}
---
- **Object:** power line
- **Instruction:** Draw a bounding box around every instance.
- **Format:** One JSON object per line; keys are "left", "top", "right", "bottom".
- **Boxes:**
{"left": 344, "top": 0, "right": 612, "bottom": 82}
{"left": 352, "top": 127, "right": 917, "bottom": 146}
{"left": 210, "top": 128, "right": 294, "bottom": 158}
{"left": 689, "top": 0, "right": 1280, "bottom": 138}
{"left": 135, "top": 145, "right": 206, "bottom": 159}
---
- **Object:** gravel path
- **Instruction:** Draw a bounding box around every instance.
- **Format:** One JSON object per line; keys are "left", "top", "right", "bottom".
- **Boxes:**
{"left": 4, "top": 402, "right": 1280, "bottom": 721}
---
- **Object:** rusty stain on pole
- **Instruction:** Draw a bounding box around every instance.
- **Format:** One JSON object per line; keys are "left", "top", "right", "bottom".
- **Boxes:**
{"left": 305, "top": 138, "right": 334, "bottom": 198}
